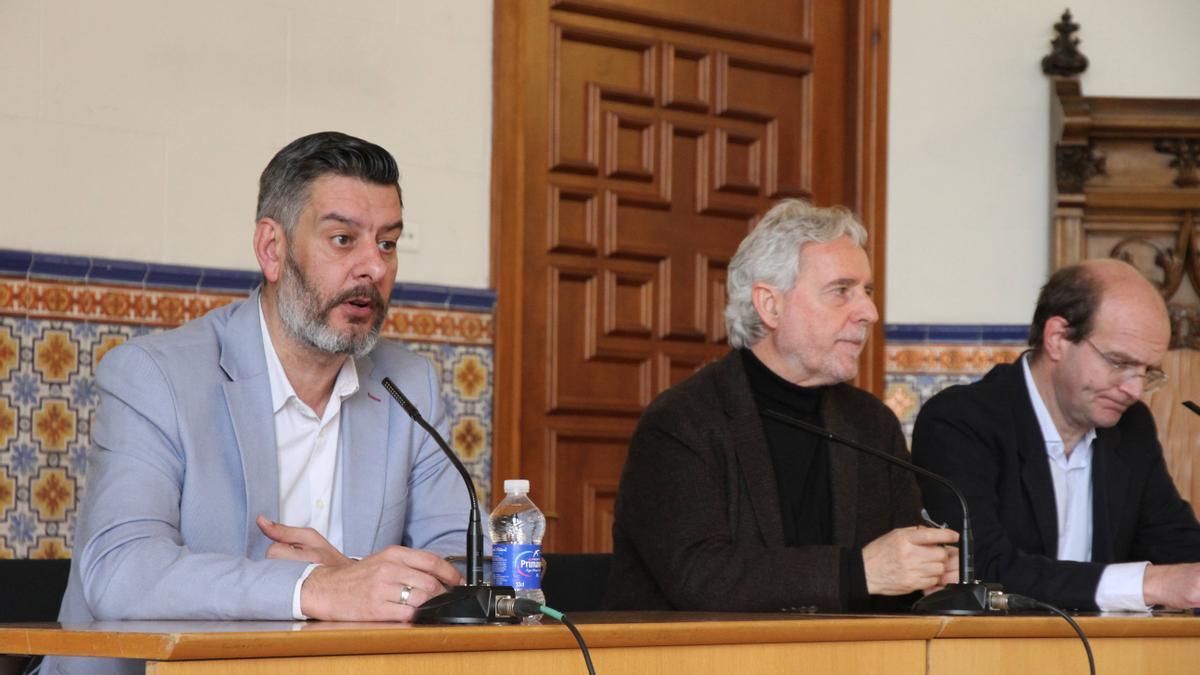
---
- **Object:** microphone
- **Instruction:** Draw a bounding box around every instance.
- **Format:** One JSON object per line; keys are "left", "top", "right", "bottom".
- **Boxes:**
{"left": 381, "top": 377, "right": 517, "bottom": 624}
{"left": 761, "top": 409, "right": 1003, "bottom": 615}
{"left": 1184, "top": 401, "right": 1200, "bottom": 417}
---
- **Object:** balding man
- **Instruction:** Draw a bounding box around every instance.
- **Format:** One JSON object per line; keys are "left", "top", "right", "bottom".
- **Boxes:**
{"left": 913, "top": 260, "right": 1200, "bottom": 611}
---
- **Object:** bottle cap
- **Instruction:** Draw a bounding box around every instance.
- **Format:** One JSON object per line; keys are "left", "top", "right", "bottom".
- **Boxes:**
{"left": 504, "top": 479, "right": 530, "bottom": 493}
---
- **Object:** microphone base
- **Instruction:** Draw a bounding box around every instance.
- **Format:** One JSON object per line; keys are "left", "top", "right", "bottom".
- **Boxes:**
{"left": 911, "top": 581, "right": 1004, "bottom": 615}
{"left": 413, "top": 585, "right": 520, "bottom": 625}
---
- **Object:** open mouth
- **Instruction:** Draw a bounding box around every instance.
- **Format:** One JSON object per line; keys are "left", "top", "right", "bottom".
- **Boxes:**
{"left": 330, "top": 290, "right": 382, "bottom": 321}
{"left": 340, "top": 298, "right": 379, "bottom": 320}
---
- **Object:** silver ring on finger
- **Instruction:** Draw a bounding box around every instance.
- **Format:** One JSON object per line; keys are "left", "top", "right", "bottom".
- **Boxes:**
{"left": 398, "top": 584, "right": 414, "bottom": 606}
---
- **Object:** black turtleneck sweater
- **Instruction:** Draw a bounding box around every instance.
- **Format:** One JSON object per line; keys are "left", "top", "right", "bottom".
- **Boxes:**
{"left": 740, "top": 348, "right": 832, "bottom": 547}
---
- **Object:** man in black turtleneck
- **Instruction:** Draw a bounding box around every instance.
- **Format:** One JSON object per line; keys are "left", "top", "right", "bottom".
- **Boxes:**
{"left": 742, "top": 348, "right": 833, "bottom": 549}
{"left": 605, "top": 199, "right": 958, "bottom": 612}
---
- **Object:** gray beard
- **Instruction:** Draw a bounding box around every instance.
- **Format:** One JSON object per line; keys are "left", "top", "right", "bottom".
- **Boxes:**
{"left": 277, "top": 252, "right": 385, "bottom": 358}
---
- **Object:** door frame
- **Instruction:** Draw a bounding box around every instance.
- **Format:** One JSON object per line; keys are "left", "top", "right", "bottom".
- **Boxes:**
{"left": 489, "top": 0, "right": 891, "bottom": 505}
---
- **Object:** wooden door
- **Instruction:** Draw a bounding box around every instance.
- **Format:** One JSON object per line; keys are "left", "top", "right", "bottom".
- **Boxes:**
{"left": 492, "top": 0, "right": 890, "bottom": 552}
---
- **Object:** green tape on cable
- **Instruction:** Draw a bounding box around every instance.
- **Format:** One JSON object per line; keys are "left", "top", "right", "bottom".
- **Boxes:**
{"left": 539, "top": 605, "right": 564, "bottom": 621}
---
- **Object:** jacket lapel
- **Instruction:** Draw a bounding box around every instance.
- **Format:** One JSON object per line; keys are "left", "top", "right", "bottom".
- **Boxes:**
{"left": 218, "top": 291, "right": 280, "bottom": 558}
{"left": 339, "top": 355, "right": 389, "bottom": 557}
{"left": 1008, "top": 362, "right": 1061, "bottom": 557}
{"left": 820, "top": 388, "right": 859, "bottom": 548}
{"left": 1090, "top": 427, "right": 1126, "bottom": 563}
{"left": 717, "top": 353, "right": 786, "bottom": 548}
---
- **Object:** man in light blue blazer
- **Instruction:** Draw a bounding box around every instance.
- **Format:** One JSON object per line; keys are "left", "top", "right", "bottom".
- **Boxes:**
{"left": 47, "top": 132, "right": 470, "bottom": 674}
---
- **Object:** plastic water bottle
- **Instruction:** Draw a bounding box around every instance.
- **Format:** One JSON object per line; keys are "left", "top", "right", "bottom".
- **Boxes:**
{"left": 489, "top": 479, "right": 546, "bottom": 623}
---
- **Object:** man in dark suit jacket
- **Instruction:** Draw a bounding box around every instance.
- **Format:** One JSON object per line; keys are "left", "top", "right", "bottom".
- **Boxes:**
{"left": 913, "top": 260, "right": 1200, "bottom": 610}
{"left": 605, "top": 200, "right": 959, "bottom": 612}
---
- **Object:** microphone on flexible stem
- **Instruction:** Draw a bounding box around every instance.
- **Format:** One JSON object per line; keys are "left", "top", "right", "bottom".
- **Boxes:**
{"left": 1183, "top": 401, "right": 1200, "bottom": 417}
{"left": 761, "top": 409, "right": 1004, "bottom": 615}
{"left": 381, "top": 377, "right": 517, "bottom": 624}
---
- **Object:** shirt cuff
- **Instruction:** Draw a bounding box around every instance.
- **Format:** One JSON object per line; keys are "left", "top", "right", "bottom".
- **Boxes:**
{"left": 1095, "top": 561, "right": 1151, "bottom": 611}
{"left": 292, "top": 563, "right": 320, "bottom": 620}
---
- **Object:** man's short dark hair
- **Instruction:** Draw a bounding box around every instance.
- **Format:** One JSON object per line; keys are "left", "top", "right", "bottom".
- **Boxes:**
{"left": 1028, "top": 264, "right": 1101, "bottom": 357}
{"left": 256, "top": 131, "right": 402, "bottom": 234}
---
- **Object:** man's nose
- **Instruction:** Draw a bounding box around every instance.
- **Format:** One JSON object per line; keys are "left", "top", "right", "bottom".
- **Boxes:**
{"left": 1117, "top": 372, "right": 1146, "bottom": 400}
{"left": 353, "top": 242, "right": 389, "bottom": 281}
{"left": 854, "top": 293, "right": 880, "bottom": 325}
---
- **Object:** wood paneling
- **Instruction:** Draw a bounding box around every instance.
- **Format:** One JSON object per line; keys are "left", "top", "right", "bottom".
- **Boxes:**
{"left": 493, "top": 0, "right": 890, "bottom": 551}
{"left": 553, "top": 0, "right": 810, "bottom": 50}
{"left": 1148, "top": 350, "right": 1200, "bottom": 506}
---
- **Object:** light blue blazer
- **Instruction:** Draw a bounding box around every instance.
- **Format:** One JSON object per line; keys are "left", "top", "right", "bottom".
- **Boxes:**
{"left": 46, "top": 292, "right": 470, "bottom": 674}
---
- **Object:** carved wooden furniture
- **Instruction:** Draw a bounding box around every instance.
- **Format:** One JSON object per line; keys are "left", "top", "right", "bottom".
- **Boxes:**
{"left": 1047, "top": 11, "right": 1200, "bottom": 503}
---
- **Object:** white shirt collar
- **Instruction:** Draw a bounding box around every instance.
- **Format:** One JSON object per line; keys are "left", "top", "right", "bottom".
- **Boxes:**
{"left": 1021, "top": 353, "right": 1095, "bottom": 464}
{"left": 258, "top": 299, "right": 359, "bottom": 416}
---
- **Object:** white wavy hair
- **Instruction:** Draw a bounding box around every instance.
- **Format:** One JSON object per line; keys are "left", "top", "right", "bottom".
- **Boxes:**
{"left": 724, "top": 199, "right": 868, "bottom": 349}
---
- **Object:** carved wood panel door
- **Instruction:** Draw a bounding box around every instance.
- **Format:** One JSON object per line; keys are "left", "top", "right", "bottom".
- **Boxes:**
{"left": 493, "top": 0, "right": 890, "bottom": 552}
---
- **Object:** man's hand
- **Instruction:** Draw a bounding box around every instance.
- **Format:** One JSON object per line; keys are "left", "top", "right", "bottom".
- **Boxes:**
{"left": 863, "top": 526, "right": 960, "bottom": 596}
{"left": 922, "top": 539, "right": 960, "bottom": 595}
{"left": 257, "top": 516, "right": 352, "bottom": 567}
{"left": 300, "top": 546, "right": 465, "bottom": 621}
{"left": 1143, "top": 563, "right": 1200, "bottom": 608}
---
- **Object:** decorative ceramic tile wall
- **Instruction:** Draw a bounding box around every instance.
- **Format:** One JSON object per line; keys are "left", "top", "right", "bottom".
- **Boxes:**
{"left": 0, "top": 249, "right": 495, "bottom": 559}
{"left": 0, "top": 243, "right": 1034, "bottom": 558}
{"left": 883, "top": 325, "right": 1029, "bottom": 439}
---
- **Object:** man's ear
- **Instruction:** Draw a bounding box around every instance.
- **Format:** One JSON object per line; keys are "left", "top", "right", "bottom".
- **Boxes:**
{"left": 750, "top": 282, "right": 782, "bottom": 330}
{"left": 1041, "top": 316, "right": 1073, "bottom": 361}
{"left": 254, "top": 218, "right": 286, "bottom": 284}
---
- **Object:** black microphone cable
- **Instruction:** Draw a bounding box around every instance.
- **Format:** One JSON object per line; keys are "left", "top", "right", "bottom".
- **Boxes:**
{"left": 990, "top": 592, "right": 1094, "bottom": 675}
{"left": 498, "top": 597, "right": 596, "bottom": 675}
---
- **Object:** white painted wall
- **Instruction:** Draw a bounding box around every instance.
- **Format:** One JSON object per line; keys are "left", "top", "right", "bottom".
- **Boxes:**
{"left": 0, "top": 0, "right": 493, "bottom": 288}
{"left": 887, "top": 0, "right": 1200, "bottom": 324}
{"left": 5, "top": 2, "right": 1196, "bottom": 308}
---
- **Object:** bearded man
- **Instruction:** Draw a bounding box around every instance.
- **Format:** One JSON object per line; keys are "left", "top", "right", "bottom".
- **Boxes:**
{"left": 49, "top": 132, "right": 467, "bottom": 675}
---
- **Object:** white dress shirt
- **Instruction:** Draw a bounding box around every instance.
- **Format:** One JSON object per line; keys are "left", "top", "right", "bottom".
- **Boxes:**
{"left": 1021, "top": 355, "right": 1150, "bottom": 611}
{"left": 259, "top": 303, "right": 360, "bottom": 619}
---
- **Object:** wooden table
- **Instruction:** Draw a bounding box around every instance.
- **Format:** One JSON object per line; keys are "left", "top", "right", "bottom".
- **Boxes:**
{"left": 3, "top": 612, "right": 1199, "bottom": 674}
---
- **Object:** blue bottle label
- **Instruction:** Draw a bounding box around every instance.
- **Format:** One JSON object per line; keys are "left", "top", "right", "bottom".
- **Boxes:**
{"left": 492, "top": 543, "right": 543, "bottom": 590}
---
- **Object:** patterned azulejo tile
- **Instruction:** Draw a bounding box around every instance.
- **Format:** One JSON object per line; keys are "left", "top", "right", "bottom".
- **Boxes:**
{"left": 884, "top": 373, "right": 979, "bottom": 438}
{"left": 410, "top": 344, "right": 494, "bottom": 508}
{"left": 884, "top": 337, "right": 1026, "bottom": 440}
{"left": 0, "top": 274, "right": 495, "bottom": 560}
{"left": 1, "top": 277, "right": 493, "bottom": 346}
{"left": 0, "top": 317, "right": 128, "bottom": 558}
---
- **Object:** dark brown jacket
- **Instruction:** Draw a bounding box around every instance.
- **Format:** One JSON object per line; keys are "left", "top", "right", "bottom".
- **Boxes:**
{"left": 604, "top": 351, "right": 921, "bottom": 612}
